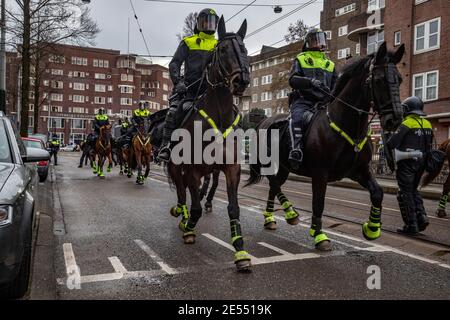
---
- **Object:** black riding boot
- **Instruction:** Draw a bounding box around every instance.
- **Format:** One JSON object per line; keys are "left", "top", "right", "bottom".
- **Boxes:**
{"left": 158, "top": 108, "right": 177, "bottom": 162}
{"left": 414, "top": 193, "right": 429, "bottom": 231}
{"left": 397, "top": 192, "right": 419, "bottom": 235}
{"left": 288, "top": 120, "right": 304, "bottom": 169}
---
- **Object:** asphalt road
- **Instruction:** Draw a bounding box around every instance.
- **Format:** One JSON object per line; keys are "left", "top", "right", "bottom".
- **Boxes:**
{"left": 37, "top": 152, "right": 450, "bottom": 300}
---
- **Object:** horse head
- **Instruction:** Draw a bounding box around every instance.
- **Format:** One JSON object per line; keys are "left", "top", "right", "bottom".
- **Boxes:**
{"left": 367, "top": 42, "right": 405, "bottom": 132}
{"left": 211, "top": 16, "right": 250, "bottom": 96}
{"left": 100, "top": 124, "right": 112, "bottom": 145}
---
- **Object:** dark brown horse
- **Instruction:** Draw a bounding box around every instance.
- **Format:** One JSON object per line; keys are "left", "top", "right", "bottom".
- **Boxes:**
{"left": 247, "top": 42, "right": 405, "bottom": 250}
{"left": 90, "top": 124, "right": 113, "bottom": 178}
{"left": 162, "top": 17, "right": 251, "bottom": 271}
{"left": 199, "top": 169, "right": 220, "bottom": 212}
{"left": 421, "top": 139, "right": 450, "bottom": 218}
{"left": 130, "top": 123, "right": 152, "bottom": 185}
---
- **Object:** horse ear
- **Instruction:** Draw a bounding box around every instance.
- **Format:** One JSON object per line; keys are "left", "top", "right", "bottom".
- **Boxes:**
{"left": 392, "top": 44, "right": 405, "bottom": 64}
{"left": 218, "top": 15, "right": 226, "bottom": 41}
{"left": 237, "top": 19, "right": 247, "bottom": 39}
{"left": 375, "top": 41, "right": 387, "bottom": 64}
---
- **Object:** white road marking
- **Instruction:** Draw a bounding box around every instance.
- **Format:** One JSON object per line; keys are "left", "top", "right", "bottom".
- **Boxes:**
{"left": 257, "top": 242, "right": 294, "bottom": 256}
{"left": 134, "top": 239, "right": 178, "bottom": 275}
{"left": 109, "top": 256, "right": 128, "bottom": 274}
{"left": 63, "top": 243, "right": 79, "bottom": 276}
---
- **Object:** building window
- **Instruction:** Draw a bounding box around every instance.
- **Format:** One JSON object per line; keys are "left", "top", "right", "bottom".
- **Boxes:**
{"left": 49, "top": 118, "right": 65, "bottom": 129}
{"left": 51, "top": 69, "right": 63, "bottom": 75}
{"left": 324, "top": 30, "right": 332, "bottom": 40}
{"left": 261, "top": 74, "right": 273, "bottom": 85}
{"left": 162, "top": 72, "right": 170, "bottom": 79}
{"left": 73, "top": 83, "right": 85, "bottom": 91}
{"left": 414, "top": 17, "right": 440, "bottom": 54}
{"left": 28, "top": 116, "right": 34, "bottom": 128}
{"left": 51, "top": 106, "right": 63, "bottom": 113}
{"left": 95, "top": 84, "right": 106, "bottom": 92}
{"left": 367, "top": 30, "right": 384, "bottom": 54}
{"left": 94, "top": 97, "right": 106, "bottom": 104}
{"left": 252, "top": 94, "right": 258, "bottom": 103}
{"left": 367, "top": 0, "right": 385, "bottom": 12}
{"left": 29, "top": 104, "right": 34, "bottom": 111}
{"left": 356, "top": 43, "right": 361, "bottom": 55}
{"left": 335, "top": 3, "right": 356, "bottom": 17}
{"left": 148, "top": 91, "right": 155, "bottom": 97}
{"left": 120, "top": 109, "right": 133, "bottom": 117}
{"left": 338, "top": 48, "right": 351, "bottom": 59}
{"left": 394, "top": 31, "right": 402, "bottom": 46}
{"left": 72, "top": 107, "right": 85, "bottom": 114}
{"left": 51, "top": 93, "right": 63, "bottom": 101}
{"left": 107, "top": 97, "right": 113, "bottom": 104}
{"left": 73, "top": 95, "right": 85, "bottom": 103}
{"left": 95, "top": 73, "right": 106, "bottom": 79}
{"left": 261, "top": 92, "right": 272, "bottom": 102}
{"left": 163, "top": 94, "right": 168, "bottom": 101}
{"left": 72, "top": 119, "right": 85, "bottom": 129}
{"left": 253, "top": 78, "right": 259, "bottom": 87}
{"left": 413, "top": 71, "right": 438, "bottom": 102}
{"left": 243, "top": 101, "right": 249, "bottom": 111}
{"left": 49, "top": 54, "right": 65, "bottom": 64}
{"left": 415, "top": 0, "right": 429, "bottom": 4}
{"left": 120, "top": 98, "right": 133, "bottom": 105}
{"left": 163, "top": 84, "right": 169, "bottom": 91}
{"left": 338, "top": 25, "right": 348, "bottom": 37}
{"left": 120, "top": 86, "right": 133, "bottom": 94}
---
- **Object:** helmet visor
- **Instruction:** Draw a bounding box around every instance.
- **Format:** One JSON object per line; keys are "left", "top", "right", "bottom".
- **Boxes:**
{"left": 197, "top": 14, "right": 218, "bottom": 33}
{"left": 306, "top": 32, "right": 327, "bottom": 50}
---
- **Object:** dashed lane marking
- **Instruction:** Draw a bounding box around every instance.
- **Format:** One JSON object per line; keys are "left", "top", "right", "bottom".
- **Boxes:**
{"left": 134, "top": 239, "right": 178, "bottom": 275}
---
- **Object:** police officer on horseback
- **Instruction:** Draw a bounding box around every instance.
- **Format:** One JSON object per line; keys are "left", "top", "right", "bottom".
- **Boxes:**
{"left": 387, "top": 96, "right": 432, "bottom": 235}
{"left": 131, "top": 102, "right": 151, "bottom": 129}
{"left": 120, "top": 117, "right": 130, "bottom": 136}
{"left": 157, "top": 8, "right": 219, "bottom": 162}
{"left": 288, "top": 28, "right": 337, "bottom": 169}
{"left": 93, "top": 108, "right": 110, "bottom": 140}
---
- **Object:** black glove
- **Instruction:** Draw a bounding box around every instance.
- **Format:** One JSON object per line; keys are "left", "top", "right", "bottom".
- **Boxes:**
{"left": 175, "top": 81, "right": 187, "bottom": 94}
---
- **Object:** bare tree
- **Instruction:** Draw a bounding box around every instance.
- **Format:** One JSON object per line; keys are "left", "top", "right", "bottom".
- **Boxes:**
{"left": 176, "top": 12, "right": 198, "bottom": 41}
{"left": 7, "top": 0, "right": 100, "bottom": 136}
{"left": 284, "top": 19, "right": 309, "bottom": 44}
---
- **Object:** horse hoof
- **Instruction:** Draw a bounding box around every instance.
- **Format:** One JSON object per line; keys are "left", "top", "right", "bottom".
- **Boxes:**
{"left": 183, "top": 234, "right": 196, "bottom": 244}
{"left": 264, "top": 221, "right": 277, "bottom": 230}
{"left": 127, "top": 175, "right": 132, "bottom": 178}
{"left": 436, "top": 209, "right": 447, "bottom": 218}
{"left": 235, "top": 260, "right": 252, "bottom": 272}
{"left": 204, "top": 205, "right": 212, "bottom": 213}
{"left": 315, "top": 240, "right": 332, "bottom": 251}
{"left": 170, "top": 206, "right": 181, "bottom": 218}
{"left": 119, "top": 171, "right": 123, "bottom": 175}
{"left": 286, "top": 216, "right": 300, "bottom": 226}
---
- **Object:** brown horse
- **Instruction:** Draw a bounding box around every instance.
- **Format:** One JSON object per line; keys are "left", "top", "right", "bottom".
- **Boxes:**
{"left": 157, "top": 17, "right": 250, "bottom": 271}
{"left": 90, "top": 125, "right": 113, "bottom": 178}
{"left": 130, "top": 123, "right": 152, "bottom": 185}
{"left": 421, "top": 139, "right": 450, "bottom": 218}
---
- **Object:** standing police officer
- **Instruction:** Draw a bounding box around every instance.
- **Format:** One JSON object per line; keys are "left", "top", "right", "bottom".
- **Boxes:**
{"left": 387, "top": 96, "right": 432, "bottom": 235}
{"left": 49, "top": 135, "right": 60, "bottom": 166}
{"left": 157, "top": 8, "right": 219, "bottom": 162}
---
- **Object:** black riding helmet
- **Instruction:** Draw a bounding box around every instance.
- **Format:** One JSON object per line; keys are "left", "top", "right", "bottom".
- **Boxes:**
{"left": 196, "top": 8, "right": 218, "bottom": 35}
{"left": 402, "top": 96, "right": 426, "bottom": 116}
{"left": 303, "top": 27, "right": 327, "bottom": 52}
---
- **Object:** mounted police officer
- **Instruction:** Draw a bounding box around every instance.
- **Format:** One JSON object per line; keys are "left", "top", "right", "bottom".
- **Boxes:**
{"left": 387, "top": 96, "right": 432, "bottom": 235}
{"left": 92, "top": 107, "right": 110, "bottom": 142}
{"left": 288, "top": 28, "right": 337, "bottom": 169}
{"left": 157, "top": 8, "right": 219, "bottom": 162}
{"left": 131, "top": 102, "right": 151, "bottom": 130}
{"left": 120, "top": 117, "right": 130, "bottom": 136}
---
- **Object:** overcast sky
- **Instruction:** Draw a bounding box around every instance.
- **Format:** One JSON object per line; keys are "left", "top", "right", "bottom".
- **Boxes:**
{"left": 86, "top": 0, "right": 324, "bottom": 66}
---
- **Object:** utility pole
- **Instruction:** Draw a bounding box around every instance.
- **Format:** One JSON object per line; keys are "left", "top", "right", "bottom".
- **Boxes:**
{"left": 0, "top": 0, "right": 6, "bottom": 113}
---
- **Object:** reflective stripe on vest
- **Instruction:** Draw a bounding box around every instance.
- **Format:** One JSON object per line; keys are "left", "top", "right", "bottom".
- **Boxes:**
{"left": 297, "top": 51, "right": 335, "bottom": 73}
{"left": 133, "top": 109, "right": 150, "bottom": 117}
{"left": 183, "top": 33, "right": 218, "bottom": 52}
{"left": 95, "top": 114, "right": 108, "bottom": 121}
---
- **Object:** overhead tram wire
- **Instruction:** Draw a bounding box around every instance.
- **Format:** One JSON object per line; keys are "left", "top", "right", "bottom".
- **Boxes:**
{"left": 246, "top": 0, "right": 319, "bottom": 39}
{"left": 143, "top": 0, "right": 316, "bottom": 7}
{"left": 129, "top": 0, "right": 154, "bottom": 63}
{"left": 226, "top": 0, "right": 257, "bottom": 23}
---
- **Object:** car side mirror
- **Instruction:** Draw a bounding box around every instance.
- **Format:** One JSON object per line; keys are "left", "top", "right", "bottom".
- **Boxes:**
{"left": 23, "top": 147, "right": 50, "bottom": 163}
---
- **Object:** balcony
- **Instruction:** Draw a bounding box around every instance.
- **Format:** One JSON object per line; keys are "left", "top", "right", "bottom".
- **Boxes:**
{"left": 347, "top": 8, "right": 384, "bottom": 42}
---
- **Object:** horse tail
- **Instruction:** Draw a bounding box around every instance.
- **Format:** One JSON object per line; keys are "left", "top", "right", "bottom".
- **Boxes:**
{"left": 245, "top": 162, "right": 263, "bottom": 187}
{"left": 421, "top": 139, "right": 450, "bottom": 188}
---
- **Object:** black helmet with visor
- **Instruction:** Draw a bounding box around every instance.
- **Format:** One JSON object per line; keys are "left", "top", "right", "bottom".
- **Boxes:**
{"left": 197, "top": 8, "right": 218, "bottom": 35}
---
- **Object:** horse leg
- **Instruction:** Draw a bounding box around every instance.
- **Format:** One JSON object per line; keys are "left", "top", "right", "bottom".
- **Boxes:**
{"left": 143, "top": 152, "right": 151, "bottom": 180}
{"left": 135, "top": 149, "right": 143, "bottom": 184}
{"left": 90, "top": 151, "right": 97, "bottom": 174}
{"left": 182, "top": 174, "right": 203, "bottom": 245}
{"left": 204, "top": 170, "right": 219, "bottom": 213}
{"left": 351, "top": 168, "right": 383, "bottom": 240}
{"left": 310, "top": 175, "right": 332, "bottom": 251}
{"left": 273, "top": 168, "right": 299, "bottom": 226}
{"left": 98, "top": 155, "right": 105, "bottom": 178}
{"left": 168, "top": 164, "right": 189, "bottom": 231}
{"left": 224, "top": 165, "right": 251, "bottom": 272}
{"left": 436, "top": 174, "right": 450, "bottom": 218}
{"left": 107, "top": 151, "right": 113, "bottom": 173}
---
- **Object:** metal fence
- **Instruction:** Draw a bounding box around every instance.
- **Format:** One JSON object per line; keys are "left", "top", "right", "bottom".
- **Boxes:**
{"left": 370, "top": 149, "right": 448, "bottom": 185}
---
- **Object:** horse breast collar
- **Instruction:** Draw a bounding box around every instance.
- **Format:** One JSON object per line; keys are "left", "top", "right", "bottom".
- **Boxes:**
{"left": 198, "top": 109, "right": 241, "bottom": 139}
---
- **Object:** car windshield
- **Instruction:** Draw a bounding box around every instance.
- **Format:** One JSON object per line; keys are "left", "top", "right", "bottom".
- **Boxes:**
{"left": 23, "top": 140, "right": 42, "bottom": 149}
{"left": 0, "top": 121, "right": 12, "bottom": 163}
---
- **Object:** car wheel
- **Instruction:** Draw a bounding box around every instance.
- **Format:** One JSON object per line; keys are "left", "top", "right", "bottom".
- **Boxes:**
{"left": 0, "top": 219, "right": 32, "bottom": 299}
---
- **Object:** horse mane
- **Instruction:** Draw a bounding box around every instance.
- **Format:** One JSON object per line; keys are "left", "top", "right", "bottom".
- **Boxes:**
{"left": 332, "top": 54, "right": 374, "bottom": 97}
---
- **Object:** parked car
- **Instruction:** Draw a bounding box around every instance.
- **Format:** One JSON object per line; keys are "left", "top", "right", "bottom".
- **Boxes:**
{"left": 0, "top": 111, "right": 50, "bottom": 299}
{"left": 60, "top": 143, "right": 78, "bottom": 152}
{"left": 21, "top": 137, "right": 50, "bottom": 182}
{"left": 28, "top": 133, "right": 48, "bottom": 146}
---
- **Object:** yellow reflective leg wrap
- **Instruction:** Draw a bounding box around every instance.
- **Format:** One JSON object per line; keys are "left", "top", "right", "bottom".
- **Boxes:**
{"left": 231, "top": 236, "right": 243, "bottom": 245}
{"left": 234, "top": 250, "right": 251, "bottom": 263}
{"left": 309, "top": 228, "right": 329, "bottom": 244}
{"left": 107, "top": 164, "right": 112, "bottom": 172}
{"left": 281, "top": 200, "right": 299, "bottom": 221}
{"left": 362, "top": 221, "right": 381, "bottom": 240}
{"left": 438, "top": 195, "right": 448, "bottom": 209}
{"left": 263, "top": 211, "right": 276, "bottom": 226}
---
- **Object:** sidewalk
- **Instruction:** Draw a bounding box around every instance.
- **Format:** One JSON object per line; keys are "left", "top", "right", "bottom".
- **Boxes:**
{"left": 241, "top": 167, "right": 443, "bottom": 200}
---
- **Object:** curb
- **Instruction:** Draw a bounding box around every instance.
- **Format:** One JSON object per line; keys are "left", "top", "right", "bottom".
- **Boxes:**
{"left": 241, "top": 168, "right": 442, "bottom": 200}
{"left": 51, "top": 165, "right": 66, "bottom": 236}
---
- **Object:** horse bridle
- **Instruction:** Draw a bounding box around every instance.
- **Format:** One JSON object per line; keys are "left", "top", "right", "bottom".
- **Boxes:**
{"left": 207, "top": 35, "right": 249, "bottom": 89}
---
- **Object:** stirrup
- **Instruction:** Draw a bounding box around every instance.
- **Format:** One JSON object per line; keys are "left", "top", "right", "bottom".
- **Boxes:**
{"left": 158, "top": 145, "right": 171, "bottom": 161}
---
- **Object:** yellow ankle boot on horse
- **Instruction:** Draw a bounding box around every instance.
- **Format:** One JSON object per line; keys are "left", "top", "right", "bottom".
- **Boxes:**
{"left": 362, "top": 206, "right": 382, "bottom": 240}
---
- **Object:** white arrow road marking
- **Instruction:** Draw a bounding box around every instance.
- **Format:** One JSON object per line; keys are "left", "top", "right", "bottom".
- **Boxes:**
{"left": 134, "top": 239, "right": 178, "bottom": 275}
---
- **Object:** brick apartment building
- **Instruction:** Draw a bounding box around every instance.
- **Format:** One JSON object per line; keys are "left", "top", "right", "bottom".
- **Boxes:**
{"left": 321, "top": 0, "right": 450, "bottom": 143}
{"left": 5, "top": 44, "right": 172, "bottom": 144}
{"left": 238, "top": 41, "right": 303, "bottom": 117}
